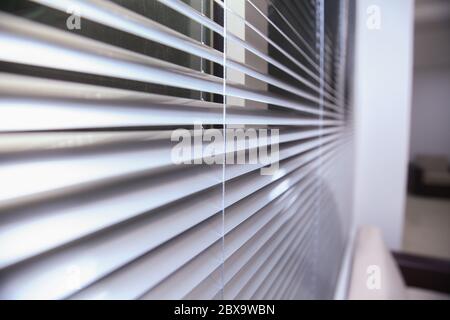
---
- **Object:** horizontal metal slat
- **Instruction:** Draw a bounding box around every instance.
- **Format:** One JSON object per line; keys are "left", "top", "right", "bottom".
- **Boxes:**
{"left": 0, "top": 13, "right": 339, "bottom": 118}
{"left": 31, "top": 0, "right": 329, "bottom": 107}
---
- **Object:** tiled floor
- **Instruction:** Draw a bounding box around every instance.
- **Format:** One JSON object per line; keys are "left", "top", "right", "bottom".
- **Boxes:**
{"left": 403, "top": 195, "right": 450, "bottom": 260}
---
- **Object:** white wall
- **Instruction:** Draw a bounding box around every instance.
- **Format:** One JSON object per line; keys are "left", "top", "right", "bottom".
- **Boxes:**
{"left": 409, "top": 3, "right": 450, "bottom": 160}
{"left": 410, "top": 68, "right": 450, "bottom": 160}
{"left": 352, "top": 0, "right": 414, "bottom": 249}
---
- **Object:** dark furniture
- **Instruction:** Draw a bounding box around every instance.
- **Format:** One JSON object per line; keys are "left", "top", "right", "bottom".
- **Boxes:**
{"left": 408, "top": 155, "right": 450, "bottom": 198}
{"left": 393, "top": 251, "right": 450, "bottom": 295}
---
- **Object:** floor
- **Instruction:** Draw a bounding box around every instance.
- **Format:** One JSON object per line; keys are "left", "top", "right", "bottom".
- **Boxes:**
{"left": 403, "top": 194, "right": 450, "bottom": 260}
